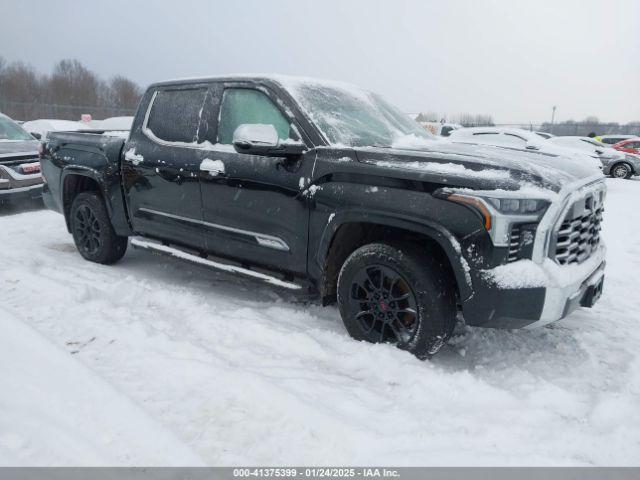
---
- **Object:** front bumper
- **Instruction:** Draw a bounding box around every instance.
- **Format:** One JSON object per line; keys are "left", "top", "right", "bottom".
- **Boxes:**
{"left": 462, "top": 253, "right": 605, "bottom": 329}
{"left": 0, "top": 183, "right": 44, "bottom": 204}
{"left": 530, "top": 259, "right": 605, "bottom": 328}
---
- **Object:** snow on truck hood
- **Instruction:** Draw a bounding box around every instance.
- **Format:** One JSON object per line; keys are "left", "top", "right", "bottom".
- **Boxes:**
{"left": 0, "top": 140, "right": 39, "bottom": 160}
{"left": 356, "top": 140, "right": 602, "bottom": 194}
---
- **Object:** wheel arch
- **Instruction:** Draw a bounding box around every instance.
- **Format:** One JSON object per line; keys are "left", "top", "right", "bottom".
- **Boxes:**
{"left": 60, "top": 165, "right": 132, "bottom": 236}
{"left": 316, "top": 210, "right": 473, "bottom": 305}
{"left": 610, "top": 161, "right": 635, "bottom": 178}
{"left": 61, "top": 167, "right": 104, "bottom": 233}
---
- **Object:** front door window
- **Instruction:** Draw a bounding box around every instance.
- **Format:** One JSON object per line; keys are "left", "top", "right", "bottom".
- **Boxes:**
{"left": 217, "top": 88, "right": 294, "bottom": 145}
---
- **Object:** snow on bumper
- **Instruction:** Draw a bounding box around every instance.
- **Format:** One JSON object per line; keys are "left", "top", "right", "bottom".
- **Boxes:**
{"left": 474, "top": 244, "right": 606, "bottom": 328}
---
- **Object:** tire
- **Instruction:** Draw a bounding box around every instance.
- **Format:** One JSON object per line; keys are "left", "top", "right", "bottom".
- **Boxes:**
{"left": 70, "top": 192, "right": 128, "bottom": 264}
{"left": 610, "top": 162, "right": 633, "bottom": 179}
{"left": 337, "top": 242, "right": 457, "bottom": 359}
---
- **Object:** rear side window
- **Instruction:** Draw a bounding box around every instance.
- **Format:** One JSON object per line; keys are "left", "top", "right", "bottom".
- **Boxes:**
{"left": 146, "top": 89, "right": 207, "bottom": 143}
{"left": 217, "top": 88, "right": 293, "bottom": 145}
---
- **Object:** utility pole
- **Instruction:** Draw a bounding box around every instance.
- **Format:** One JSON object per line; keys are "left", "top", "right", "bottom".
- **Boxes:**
{"left": 551, "top": 105, "right": 557, "bottom": 125}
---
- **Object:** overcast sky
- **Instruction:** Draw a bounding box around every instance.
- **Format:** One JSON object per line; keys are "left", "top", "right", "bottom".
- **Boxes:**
{"left": 2, "top": 0, "right": 638, "bottom": 123}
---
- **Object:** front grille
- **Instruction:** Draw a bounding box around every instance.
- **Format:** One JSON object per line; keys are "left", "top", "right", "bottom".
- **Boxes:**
{"left": 554, "top": 192, "right": 604, "bottom": 265}
{"left": 508, "top": 225, "right": 521, "bottom": 263}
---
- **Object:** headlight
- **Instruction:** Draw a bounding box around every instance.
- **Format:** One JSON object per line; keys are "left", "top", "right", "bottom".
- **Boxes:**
{"left": 437, "top": 189, "right": 550, "bottom": 248}
{"left": 484, "top": 197, "right": 549, "bottom": 215}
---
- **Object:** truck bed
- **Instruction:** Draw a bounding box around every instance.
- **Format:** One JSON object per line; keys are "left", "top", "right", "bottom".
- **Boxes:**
{"left": 41, "top": 131, "right": 132, "bottom": 236}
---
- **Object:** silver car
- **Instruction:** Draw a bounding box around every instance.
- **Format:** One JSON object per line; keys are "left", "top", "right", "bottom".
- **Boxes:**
{"left": 548, "top": 136, "right": 640, "bottom": 179}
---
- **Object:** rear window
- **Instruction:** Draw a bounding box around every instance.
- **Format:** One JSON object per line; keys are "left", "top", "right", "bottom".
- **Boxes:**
{"left": 146, "top": 89, "right": 207, "bottom": 143}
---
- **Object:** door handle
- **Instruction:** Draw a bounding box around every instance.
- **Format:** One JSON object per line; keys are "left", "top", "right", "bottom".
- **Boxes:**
{"left": 200, "top": 158, "right": 226, "bottom": 177}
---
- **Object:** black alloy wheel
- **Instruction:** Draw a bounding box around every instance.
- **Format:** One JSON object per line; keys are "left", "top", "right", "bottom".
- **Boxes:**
{"left": 347, "top": 264, "right": 419, "bottom": 345}
{"left": 74, "top": 204, "right": 102, "bottom": 256}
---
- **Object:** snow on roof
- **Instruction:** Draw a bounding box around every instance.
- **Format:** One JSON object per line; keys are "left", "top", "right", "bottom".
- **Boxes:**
{"left": 450, "top": 127, "right": 539, "bottom": 138}
{"left": 22, "top": 119, "right": 84, "bottom": 135}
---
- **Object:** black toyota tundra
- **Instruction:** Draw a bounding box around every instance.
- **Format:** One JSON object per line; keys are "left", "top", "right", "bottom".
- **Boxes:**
{"left": 40, "top": 75, "right": 606, "bottom": 358}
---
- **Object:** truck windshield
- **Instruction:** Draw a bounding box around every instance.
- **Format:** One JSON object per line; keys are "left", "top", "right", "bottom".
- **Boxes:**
{"left": 288, "top": 82, "right": 435, "bottom": 147}
{"left": 0, "top": 116, "right": 34, "bottom": 142}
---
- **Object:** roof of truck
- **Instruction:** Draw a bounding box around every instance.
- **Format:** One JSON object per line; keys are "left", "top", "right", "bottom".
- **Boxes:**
{"left": 149, "top": 74, "right": 364, "bottom": 93}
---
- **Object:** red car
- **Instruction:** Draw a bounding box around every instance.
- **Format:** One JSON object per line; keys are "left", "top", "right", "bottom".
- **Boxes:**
{"left": 613, "top": 138, "right": 640, "bottom": 155}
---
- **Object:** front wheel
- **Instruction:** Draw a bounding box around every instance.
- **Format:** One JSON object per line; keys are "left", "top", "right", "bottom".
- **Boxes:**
{"left": 611, "top": 162, "right": 632, "bottom": 179}
{"left": 337, "top": 242, "right": 456, "bottom": 359}
{"left": 70, "top": 192, "right": 128, "bottom": 264}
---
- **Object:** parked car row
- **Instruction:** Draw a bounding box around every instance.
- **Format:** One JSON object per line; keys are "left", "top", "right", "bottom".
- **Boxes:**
{"left": 447, "top": 127, "right": 640, "bottom": 180}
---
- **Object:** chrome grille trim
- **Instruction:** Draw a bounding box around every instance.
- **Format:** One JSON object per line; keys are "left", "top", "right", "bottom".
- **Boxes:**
{"left": 508, "top": 224, "right": 521, "bottom": 263}
{"left": 550, "top": 184, "right": 605, "bottom": 265}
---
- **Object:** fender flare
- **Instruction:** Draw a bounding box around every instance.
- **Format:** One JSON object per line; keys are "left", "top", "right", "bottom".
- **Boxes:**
{"left": 60, "top": 166, "right": 119, "bottom": 233}
{"left": 316, "top": 208, "right": 474, "bottom": 301}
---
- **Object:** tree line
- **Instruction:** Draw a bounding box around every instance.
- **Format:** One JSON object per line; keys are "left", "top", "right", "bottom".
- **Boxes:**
{"left": 538, "top": 117, "right": 640, "bottom": 137}
{"left": 0, "top": 56, "right": 143, "bottom": 121}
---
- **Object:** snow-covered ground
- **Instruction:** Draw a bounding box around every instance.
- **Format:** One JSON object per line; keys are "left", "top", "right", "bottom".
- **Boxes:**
{"left": 1, "top": 178, "right": 639, "bottom": 466}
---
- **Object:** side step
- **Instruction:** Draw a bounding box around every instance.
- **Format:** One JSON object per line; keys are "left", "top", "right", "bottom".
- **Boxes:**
{"left": 130, "top": 238, "right": 303, "bottom": 291}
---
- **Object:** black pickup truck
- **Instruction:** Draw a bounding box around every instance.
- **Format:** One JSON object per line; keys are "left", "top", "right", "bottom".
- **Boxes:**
{"left": 40, "top": 75, "right": 607, "bottom": 358}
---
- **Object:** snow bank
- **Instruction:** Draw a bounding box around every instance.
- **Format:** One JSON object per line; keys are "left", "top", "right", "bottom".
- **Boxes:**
{"left": 1, "top": 179, "right": 639, "bottom": 466}
{"left": 0, "top": 308, "right": 203, "bottom": 466}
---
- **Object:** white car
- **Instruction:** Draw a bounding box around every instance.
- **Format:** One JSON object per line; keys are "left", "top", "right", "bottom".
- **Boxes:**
{"left": 21, "top": 119, "right": 84, "bottom": 141}
{"left": 547, "top": 136, "right": 640, "bottom": 179}
{"left": 534, "top": 131, "right": 554, "bottom": 139}
{"left": 448, "top": 127, "right": 602, "bottom": 172}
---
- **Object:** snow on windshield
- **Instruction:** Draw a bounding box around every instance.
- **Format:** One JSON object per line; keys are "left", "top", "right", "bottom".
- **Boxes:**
{"left": 279, "top": 78, "right": 435, "bottom": 147}
{"left": 0, "top": 116, "right": 34, "bottom": 142}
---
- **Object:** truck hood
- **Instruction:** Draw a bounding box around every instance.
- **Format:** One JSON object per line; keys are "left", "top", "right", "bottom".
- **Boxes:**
{"left": 355, "top": 141, "right": 602, "bottom": 194}
{"left": 0, "top": 140, "right": 39, "bottom": 163}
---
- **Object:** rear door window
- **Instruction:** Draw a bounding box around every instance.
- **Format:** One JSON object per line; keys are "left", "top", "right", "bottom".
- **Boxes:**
{"left": 146, "top": 88, "right": 208, "bottom": 144}
{"left": 217, "top": 88, "right": 294, "bottom": 145}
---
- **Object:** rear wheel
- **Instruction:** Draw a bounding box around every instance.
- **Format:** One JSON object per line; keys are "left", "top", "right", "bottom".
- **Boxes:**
{"left": 70, "top": 192, "right": 128, "bottom": 264}
{"left": 611, "top": 162, "right": 632, "bottom": 179}
{"left": 337, "top": 242, "right": 456, "bottom": 359}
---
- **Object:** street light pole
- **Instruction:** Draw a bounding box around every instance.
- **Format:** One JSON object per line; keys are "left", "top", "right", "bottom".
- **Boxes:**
{"left": 551, "top": 105, "right": 557, "bottom": 125}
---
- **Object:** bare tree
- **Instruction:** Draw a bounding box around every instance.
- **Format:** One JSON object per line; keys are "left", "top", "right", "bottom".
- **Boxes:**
{"left": 0, "top": 58, "right": 142, "bottom": 120}
{"left": 106, "top": 76, "right": 143, "bottom": 110}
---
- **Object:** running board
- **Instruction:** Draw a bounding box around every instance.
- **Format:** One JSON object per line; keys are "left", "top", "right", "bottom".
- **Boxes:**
{"left": 130, "top": 238, "right": 302, "bottom": 290}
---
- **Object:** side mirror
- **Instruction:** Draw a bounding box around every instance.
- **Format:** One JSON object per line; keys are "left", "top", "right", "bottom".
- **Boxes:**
{"left": 232, "top": 124, "right": 306, "bottom": 157}
{"left": 30, "top": 132, "right": 42, "bottom": 140}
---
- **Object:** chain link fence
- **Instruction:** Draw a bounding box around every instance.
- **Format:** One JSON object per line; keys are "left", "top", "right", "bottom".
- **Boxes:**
{"left": 494, "top": 123, "right": 640, "bottom": 137}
